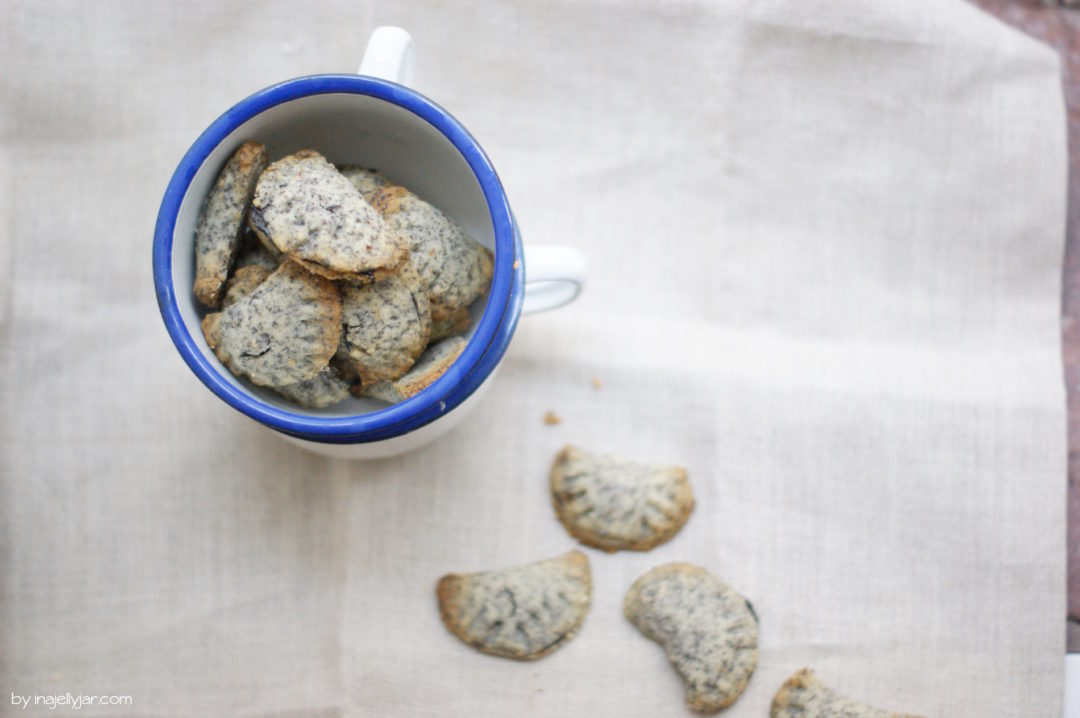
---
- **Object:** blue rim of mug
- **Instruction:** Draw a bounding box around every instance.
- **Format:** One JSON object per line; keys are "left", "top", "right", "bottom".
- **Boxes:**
{"left": 152, "top": 74, "right": 521, "bottom": 443}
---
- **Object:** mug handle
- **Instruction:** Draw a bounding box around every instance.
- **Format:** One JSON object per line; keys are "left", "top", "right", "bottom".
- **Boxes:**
{"left": 359, "top": 28, "right": 588, "bottom": 315}
{"left": 521, "top": 246, "right": 587, "bottom": 314}
{"left": 359, "top": 26, "right": 415, "bottom": 85}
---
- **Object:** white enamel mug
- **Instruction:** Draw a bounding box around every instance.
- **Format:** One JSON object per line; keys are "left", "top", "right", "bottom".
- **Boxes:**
{"left": 153, "top": 27, "right": 587, "bottom": 459}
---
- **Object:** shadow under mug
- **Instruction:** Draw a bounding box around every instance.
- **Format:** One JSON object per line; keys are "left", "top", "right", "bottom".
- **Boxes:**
{"left": 152, "top": 27, "right": 587, "bottom": 459}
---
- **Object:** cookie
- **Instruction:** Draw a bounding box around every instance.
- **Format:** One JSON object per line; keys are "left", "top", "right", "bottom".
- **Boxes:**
{"left": 429, "top": 305, "right": 471, "bottom": 342}
{"left": 193, "top": 141, "right": 268, "bottom": 307}
{"left": 436, "top": 550, "right": 592, "bottom": 660}
{"left": 624, "top": 563, "right": 759, "bottom": 714}
{"left": 250, "top": 221, "right": 286, "bottom": 263}
{"left": 771, "top": 669, "right": 922, "bottom": 718}
{"left": 248, "top": 150, "right": 408, "bottom": 282}
{"left": 329, "top": 343, "right": 361, "bottom": 387}
{"left": 273, "top": 365, "right": 351, "bottom": 409}
{"left": 358, "top": 336, "right": 467, "bottom": 403}
{"left": 338, "top": 166, "right": 393, "bottom": 201}
{"left": 201, "top": 261, "right": 342, "bottom": 388}
{"left": 340, "top": 266, "right": 432, "bottom": 384}
{"left": 550, "top": 445, "right": 694, "bottom": 552}
{"left": 233, "top": 224, "right": 281, "bottom": 271}
{"left": 222, "top": 265, "right": 271, "bottom": 308}
{"left": 370, "top": 186, "right": 493, "bottom": 320}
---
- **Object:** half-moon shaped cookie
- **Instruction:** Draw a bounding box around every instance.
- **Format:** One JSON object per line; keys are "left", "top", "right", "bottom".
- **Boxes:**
{"left": 624, "top": 563, "right": 758, "bottom": 714}
{"left": 370, "top": 185, "right": 492, "bottom": 320}
{"left": 550, "top": 445, "right": 694, "bottom": 552}
{"left": 249, "top": 150, "right": 408, "bottom": 282}
{"left": 193, "top": 141, "right": 267, "bottom": 307}
{"left": 437, "top": 550, "right": 592, "bottom": 660}
{"left": 771, "top": 669, "right": 923, "bottom": 718}
{"left": 202, "top": 261, "right": 341, "bottom": 388}
{"left": 358, "top": 336, "right": 467, "bottom": 403}
{"left": 340, "top": 267, "right": 431, "bottom": 384}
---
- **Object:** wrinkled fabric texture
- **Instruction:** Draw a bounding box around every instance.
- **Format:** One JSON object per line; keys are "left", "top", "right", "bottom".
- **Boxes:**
{"left": 0, "top": 1, "right": 1066, "bottom": 716}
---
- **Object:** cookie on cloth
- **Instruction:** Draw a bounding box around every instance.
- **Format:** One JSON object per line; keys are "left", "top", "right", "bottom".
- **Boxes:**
{"left": 771, "top": 669, "right": 922, "bottom": 718}
{"left": 340, "top": 266, "right": 432, "bottom": 384}
{"left": 193, "top": 141, "right": 267, "bottom": 307}
{"left": 248, "top": 150, "right": 408, "bottom": 282}
{"left": 358, "top": 336, "right": 467, "bottom": 403}
{"left": 624, "top": 563, "right": 759, "bottom": 714}
{"left": 201, "top": 261, "right": 341, "bottom": 388}
{"left": 436, "top": 550, "right": 592, "bottom": 660}
{"left": 370, "top": 185, "right": 493, "bottom": 320}
{"left": 550, "top": 445, "right": 693, "bottom": 552}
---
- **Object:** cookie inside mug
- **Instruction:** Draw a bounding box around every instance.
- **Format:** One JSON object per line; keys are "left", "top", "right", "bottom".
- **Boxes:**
{"left": 170, "top": 89, "right": 498, "bottom": 417}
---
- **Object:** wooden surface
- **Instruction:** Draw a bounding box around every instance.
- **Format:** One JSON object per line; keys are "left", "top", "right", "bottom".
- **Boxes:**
{"left": 965, "top": 0, "right": 1080, "bottom": 648}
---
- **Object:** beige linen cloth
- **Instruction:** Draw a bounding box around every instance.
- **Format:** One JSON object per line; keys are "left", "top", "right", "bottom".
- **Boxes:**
{"left": 0, "top": 0, "right": 1067, "bottom": 716}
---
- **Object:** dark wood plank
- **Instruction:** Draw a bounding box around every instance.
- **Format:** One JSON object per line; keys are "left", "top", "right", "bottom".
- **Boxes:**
{"left": 965, "top": 0, "right": 1080, "bottom": 645}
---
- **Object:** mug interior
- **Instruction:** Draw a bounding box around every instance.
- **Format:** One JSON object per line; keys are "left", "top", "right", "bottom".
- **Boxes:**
{"left": 156, "top": 76, "right": 518, "bottom": 440}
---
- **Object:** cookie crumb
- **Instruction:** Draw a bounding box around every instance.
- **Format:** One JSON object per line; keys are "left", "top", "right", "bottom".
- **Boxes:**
{"left": 543, "top": 411, "right": 562, "bottom": 425}
{"left": 590, "top": 377, "right": 603, "bottom": 390}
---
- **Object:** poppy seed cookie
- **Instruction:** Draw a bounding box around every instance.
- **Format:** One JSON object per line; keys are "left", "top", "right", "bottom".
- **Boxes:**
{"left": 340, "top": 267, "right": 432, "bottom": 384}
{"left": 370, "top": 186, "right": 493, "bottom": 320}
{"left": 429, "top": 305, "right": 471, "bottom": 342}
{"left": 234, "top": 224, "right": 281, "bottom": 272}
{"left": 771, "top": 669, "right": 922, "bottom": 718}
{"left": 193, "top": 141, "right": 267, "bottom": 307}
{"left": 330, "top": 343, "right": 362, "bottom": 387}
{"left": 436, "top": 550, "right": 592, "bottom": 661}
{"left": 359, "top": 335, "right": 467, "bottom": 403}
{"left": 202, "top": 261, "right": 342, "bottom": 388}
{"left": 338, "top": 166, "right": 393, "bottom": 201}
{"left": 249, "top": 150, "right": 408, "bottom": 282}
{"left": 550, "top": 445, "right": 694, "bottom": 552}
{"left": 222, "top": 265, "right": 271, "bottom": 308}
{"left": 273, "top": 365, "right": 351, "bottom": 409}
{"left": 251, "top": 221, "right": 286, "bottom": 263}
{"left": 624, "top": 563, "right": 759, "bottom": 714}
